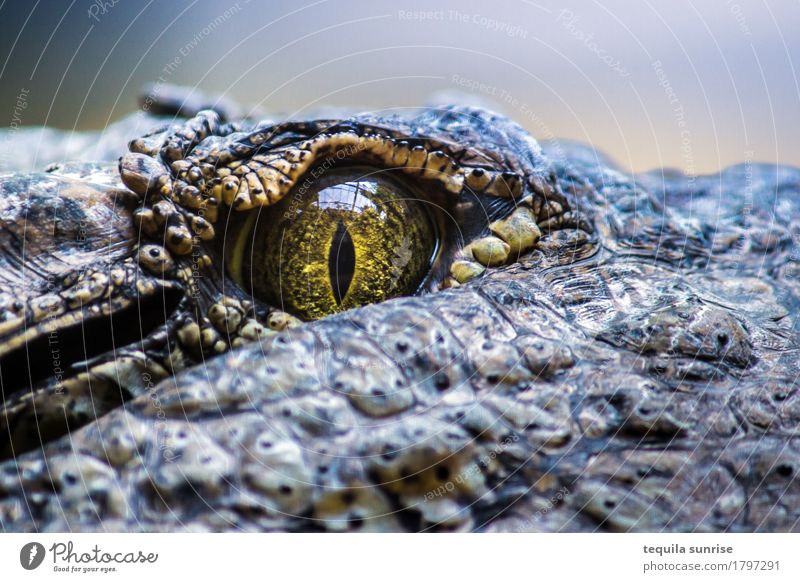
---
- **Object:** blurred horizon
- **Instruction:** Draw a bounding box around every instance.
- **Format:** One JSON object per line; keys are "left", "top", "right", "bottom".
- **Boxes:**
{"left": 0, "top": 0, "right": 797, "bottom": 174}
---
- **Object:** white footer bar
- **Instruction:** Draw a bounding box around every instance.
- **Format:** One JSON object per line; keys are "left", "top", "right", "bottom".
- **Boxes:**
{"left": 1, "top": 533, "right": 797, "bottom": 581}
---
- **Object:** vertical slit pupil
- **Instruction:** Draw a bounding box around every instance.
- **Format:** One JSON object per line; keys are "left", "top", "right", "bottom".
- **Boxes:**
{"left": 329, "top": 221, "right": 356, "bottom": 305}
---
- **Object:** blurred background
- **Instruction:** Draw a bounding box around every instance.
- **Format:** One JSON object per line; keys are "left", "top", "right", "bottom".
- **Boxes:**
{"left": 0, "top": 0, "right": 797, "bottom": 173}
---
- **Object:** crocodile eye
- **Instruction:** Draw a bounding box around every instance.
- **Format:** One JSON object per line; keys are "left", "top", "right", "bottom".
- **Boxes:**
{"left": 227, "top": 168, "right": 439, "bottom": 320}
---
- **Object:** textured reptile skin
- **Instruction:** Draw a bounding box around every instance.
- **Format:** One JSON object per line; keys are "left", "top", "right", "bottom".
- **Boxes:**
{"left": 0, "top": 93, "right": 798, "bottom": 532}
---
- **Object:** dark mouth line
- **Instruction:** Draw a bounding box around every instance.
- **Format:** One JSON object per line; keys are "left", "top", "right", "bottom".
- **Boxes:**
{"left": 0, "top": 287, "right": 183, "bottom": 396}
{"left": 0, "top": 285, "right": 184, "bottom": 460}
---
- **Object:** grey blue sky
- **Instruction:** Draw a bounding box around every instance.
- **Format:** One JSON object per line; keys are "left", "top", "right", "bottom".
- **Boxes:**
{"left": 1, "top": 0, "right": 797, "bottom": 173}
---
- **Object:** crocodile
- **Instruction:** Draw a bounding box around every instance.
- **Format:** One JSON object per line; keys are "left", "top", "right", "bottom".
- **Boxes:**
{"left": 0, "top": 88, "right": 799, "bottom": 532}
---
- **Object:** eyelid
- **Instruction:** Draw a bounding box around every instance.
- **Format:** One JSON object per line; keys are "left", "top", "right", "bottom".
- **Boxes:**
{"left": 121, "top": 112, "right": 574, "bottom": 297}
{"left": 206, "top": 122, "right": 529, "bottom": 212}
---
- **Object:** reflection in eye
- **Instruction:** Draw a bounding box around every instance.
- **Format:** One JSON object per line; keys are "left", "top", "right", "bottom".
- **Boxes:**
{"left": 227, "top": 168, "right": 439, "bottom": 320}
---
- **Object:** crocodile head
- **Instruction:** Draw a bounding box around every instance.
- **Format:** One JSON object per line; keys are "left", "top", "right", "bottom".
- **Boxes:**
{"left": 1, "top": 100, "right": 799, "bottom": 532}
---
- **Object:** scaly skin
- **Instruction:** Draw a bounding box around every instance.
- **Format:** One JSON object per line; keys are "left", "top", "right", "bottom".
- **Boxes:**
{"left": 0, "top": 91, "right": 799, "bottom": 532}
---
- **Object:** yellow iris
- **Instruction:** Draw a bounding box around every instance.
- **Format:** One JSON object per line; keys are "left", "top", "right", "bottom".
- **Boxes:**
{"left": 228, "top": 169, "right": 438, "bottom": 320}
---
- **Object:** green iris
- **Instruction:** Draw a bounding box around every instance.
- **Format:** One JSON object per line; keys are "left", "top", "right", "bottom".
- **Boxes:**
{"left": 228, "top": 168, "right": 438, "bottom": 320}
